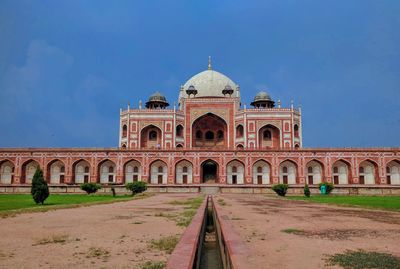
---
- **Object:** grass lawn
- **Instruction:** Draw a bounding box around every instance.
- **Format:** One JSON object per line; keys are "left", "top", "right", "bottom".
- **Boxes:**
{"left": 287, "top": 195, "right": 400, "bottom": 211}
{"left": 0, "top": 193, "right": 149, "bottom": 217}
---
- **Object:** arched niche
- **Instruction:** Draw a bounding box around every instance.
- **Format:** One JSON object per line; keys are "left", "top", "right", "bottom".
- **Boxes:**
{"left": 279, "top": 160, "right": 297, "bottom": 184}
{"left": 227, "top": 160, "right": 245, "bottom": 184}
{"left": 124, "top": 160, "right": 141, "bottom": 183}
{"left": 141, "top": 125, "right": 162, "bottom": 149}
{"left": 150, "top": 160, "right": 167, "bottom": 184}
{"left": 176, "top": 160, "right": 193, "bottom": 184}
{"left": 192, "top": 113, "right": 227, "bottom": 148}
{"left": 258, "top": 124, "right": 280, "bottom": 149}
{"left": 252, "top": 160, "right": 271, "bottom": 184}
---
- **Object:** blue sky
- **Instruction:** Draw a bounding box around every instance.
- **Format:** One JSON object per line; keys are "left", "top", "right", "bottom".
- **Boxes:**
{"left": 0, "top": 0, "right": 399, "bottom": 148}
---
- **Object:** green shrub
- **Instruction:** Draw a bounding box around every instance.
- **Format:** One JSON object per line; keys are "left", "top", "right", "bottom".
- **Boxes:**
{"left": 304, "top": 184, "right": 311, "bottom": 197}
{"left": 272, "top": 184, "right": 289, "bottom": 197}
{"left": 31, "top": 168, "right": 49, "bottom": 205}
{"left": 80, "top": 183, "right": 102, "bottom": 194}
{"left": 125, "top": 181, "right": 147, "bottom": 196}
{"left": 319, "top": 182, "right": 334, "bottom": 194}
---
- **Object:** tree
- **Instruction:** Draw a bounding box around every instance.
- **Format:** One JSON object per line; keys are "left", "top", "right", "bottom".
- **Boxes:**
{"left": 31, "top": 168, "right": 49, "bottom": 205}
{"left": 304, "top": 184, "right": 311, "bottom": 197}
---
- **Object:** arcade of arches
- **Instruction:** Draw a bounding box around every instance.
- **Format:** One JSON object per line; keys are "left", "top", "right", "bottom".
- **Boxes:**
{"left": 1, "top": 157, "right": 400, "bottom": 186}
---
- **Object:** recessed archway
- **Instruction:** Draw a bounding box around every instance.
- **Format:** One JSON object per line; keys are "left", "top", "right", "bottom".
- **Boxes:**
{"left": 98, "top": 159, "right": 116, "bottom": 184}
{"left": 252, "top": 160, "right": 271, "bottom": 184}
{"left": 201, "top": 160, "right": 219, "bottom": 183}
{"left": 0, "top": 160, "right": 15, "bottom": 184}
{"left": 306, "top": 160, "right": 324, "bottom": 185}
{"left": 21, "top": 160, "right": 40, "bottom": 184}
{"left": 227, "top": 160, "right": 245, "bottom": 184}
{"left": 258, "top": 124, "right": 280, "bottom": 149}
{"left": 386, "top": 160, "right": 400, "bottom": 185}
{"left": 175, "top": 160, "right": 193, "bottom": 184}
{"left": 332, "top": 160, "right": 351, "bottom": 185}
{"left": 192, "top": 113, "right": 227, "bottom": 148}
{"left": 141, "top": 125, "right": 162, "bottom": 149}
{"left": 279, "top": 160, "right": 297, "bottom": 184}
{"left": 73, "top": 159, "right": 90, "bottom": 184}
{"left": 150, "top": 160, "right": 167, "bottom": 184}
{"left": 358, "top": 160, "right": 378, "bottom": 185}
{"left": 124, "top": 160, "right": 141, "bottom": 183}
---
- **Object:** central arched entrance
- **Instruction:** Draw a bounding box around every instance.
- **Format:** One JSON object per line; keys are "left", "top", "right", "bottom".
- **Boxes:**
{"left": 192, "top": 113, "right": 227, "bottom": 148}
{"left": 201, "top": 160, "right": 219, "bottom": 183}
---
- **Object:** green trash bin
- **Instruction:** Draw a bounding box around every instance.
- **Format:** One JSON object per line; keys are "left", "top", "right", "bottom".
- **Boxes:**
{"left": 320, "top": 185, "right": 327, "bottom": 195}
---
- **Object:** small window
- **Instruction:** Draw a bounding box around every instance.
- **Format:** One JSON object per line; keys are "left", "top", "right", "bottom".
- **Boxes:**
{"left": 359, "top": 167, "right": 364, "bottom": 173}
{"left": 333, "top": 167, "right": 338, "bottom": 174}
{"left": 158, "top": 166, "right": 163, "bottom": 173}
{"left": 196, "top": 130, "right": 203, "bottom": 139}
{"left": 60, "top": 166, "right": 65, "bottom": 173}
{"left": 182, "top": 166, "right": 188, "bottom": 173}
{"left": 236, "top": 125, "right": 244, "bottom": 138}
{"left": 109, "top": 166, "right": 114, "bottom": 173}
{"left": 232, "top": 166, "right": 237, "bottom": 173}
{"left": 149, "top": 130, "right": 157, "bottom": 141}
{"left": 308, "top": 166, "right": 313, "bottom": 173}
{"left": 84, "top": 166, "right": 89, "bottom": 173}
{"left": 217, "top": 130, "right": 224, "bottom": 140}
{"left": 282, "top": 166, "right": 288, "bottom": 173}
{"left": 257, "top": 166, "right": 262, "bottom": 173}
{"left": 122, "top": 125, "right": 128, "bottom": 138}
{"left": 386, "top": 167, "right": 390, "bottom": 173}
{"left": 205, "top": 131, "right": 214, "bottom": 140}
{"left": 176, "top": 125, "right": 183, "bottom": 137}
{"left": 263, "top": 130, "right": 271, "bottom": 140}
{"left": 133, "top": 166, "right": 139, "bottom": 173}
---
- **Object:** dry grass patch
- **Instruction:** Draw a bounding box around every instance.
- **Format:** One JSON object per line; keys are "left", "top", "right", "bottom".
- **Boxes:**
{"left": 86, "top": 247, "right": 110, "bottom": 259}
{"left": 138, "top": 260, "right": 166, "bottom": 269}
{"left": 326, "top": 250, "right": 400, "bottom": 269}
{"left": 149, "top": 235, "right": 179, "bottom": 254}
{"left": 32, "top": 234, "right": 69, "bottom": 246}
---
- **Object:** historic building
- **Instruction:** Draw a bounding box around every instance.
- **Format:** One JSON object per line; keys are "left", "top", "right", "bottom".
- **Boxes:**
{"left": 1, "top": 59, "right": 400, "bottom": 189}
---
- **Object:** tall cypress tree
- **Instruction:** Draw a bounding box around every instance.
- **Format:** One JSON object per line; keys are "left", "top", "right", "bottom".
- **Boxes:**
{"left": 31, "top": 168, "right": 49, "bottom": 205}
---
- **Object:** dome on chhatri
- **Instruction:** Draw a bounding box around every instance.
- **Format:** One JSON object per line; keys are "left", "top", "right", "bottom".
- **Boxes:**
{"left": 253, "top": 91, "right": 273, "bottom": 102}
{"left": 179, "top": 57, "right": 240, "bottom": 99}
{"left": 148, "top": 91, "right": 167, "bottom": 102}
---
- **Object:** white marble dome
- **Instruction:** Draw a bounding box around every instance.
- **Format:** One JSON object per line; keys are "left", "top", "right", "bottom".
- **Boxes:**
{"left": 179, "top": 69, "right": 240, "bottom": 99}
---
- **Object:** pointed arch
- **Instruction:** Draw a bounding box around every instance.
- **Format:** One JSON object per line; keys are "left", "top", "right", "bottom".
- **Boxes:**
{"left": 258, "top": 124, "right": 281, "bottom": 149}
{"left": 332, "top": 159, "right": 351, "bottom": 185}
{"left": 150, "top": 160, "right": 167, "bottom": 184}
{"left": 72, "top": 159, "right": 91, "bottom": 184}
{"left": 192, "top": 113, "right": 227, "bottom": 148}
{"left": 305, "top": 159, "right": 324, "bottom": 185}
{"left": 386, "top": 159, "right": 400, "bottom": 185}
{"left": 21, "top": 159, "right": 40, "bottom": 184}
{"left": 279, "top": 159, "right": 298, "bottom": 184}
{"left": 201, "top": 159, "right": 219, "bottom": 183}
{"left": 175, "top": 159, "right": 193, "bottom": 184}
{"left": 98, "top": 159, "right": 116, "bottom": 184}
{"left": 0, "top": 159, "right": 15, "bottom": 184}
{"left": 358, "top": 159, "right": 379, "bottom": 185}
{"left": 141, "top": 125, "right": 162, "bottom": 149}
{"left": 124, "top": 159, "right": 142, "bottom": 183}
{"left": 252, "top": 160, "right": 271, "bottom": 184}
{"left": 226, "top": 159, "right": 245, "bottom": 184}
{"left": 236, "top": 124, "right": 244, "bottom": 138}
{"left": 46, "top": 159, "right": 66, "bottom": 184}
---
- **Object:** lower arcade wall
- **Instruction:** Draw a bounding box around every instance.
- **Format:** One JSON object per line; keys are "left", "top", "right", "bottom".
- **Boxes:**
{"left": 0, "top": 148, "right": 399, "bottom": 187}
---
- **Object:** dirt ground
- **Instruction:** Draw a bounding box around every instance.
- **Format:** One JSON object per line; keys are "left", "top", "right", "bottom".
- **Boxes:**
{"left": 0, "top": 193, "right": 198, "bottom": 269}
{"left": 216, "top": 194, "right": 400, "bottom": 269}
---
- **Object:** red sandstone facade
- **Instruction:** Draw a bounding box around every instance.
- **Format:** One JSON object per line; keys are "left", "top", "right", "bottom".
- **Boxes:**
{"left": 1, "top": 63, "right": 399, "bottom": 187}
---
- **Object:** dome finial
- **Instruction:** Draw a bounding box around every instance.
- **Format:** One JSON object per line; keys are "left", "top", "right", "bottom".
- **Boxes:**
{"left": 208, "top": 56, "right": 212, "bottom": 70}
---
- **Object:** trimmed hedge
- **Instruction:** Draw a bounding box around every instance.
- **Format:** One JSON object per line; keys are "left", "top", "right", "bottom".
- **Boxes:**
{"left": 80, "top": 183, "right": 102, "bottom": 194}
{"left": 272, "top": 184, "right": 289, "bottom": 197}
{"left": 125, "top": 181, "right": 147, "bottom": 196}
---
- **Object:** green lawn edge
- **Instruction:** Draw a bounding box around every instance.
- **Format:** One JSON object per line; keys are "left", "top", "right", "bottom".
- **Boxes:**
{"left": 0, "top": 192, "right": 153, "bottom": 218}
{"left": 285, "top": 195, "right": 400, "bottom": 212}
